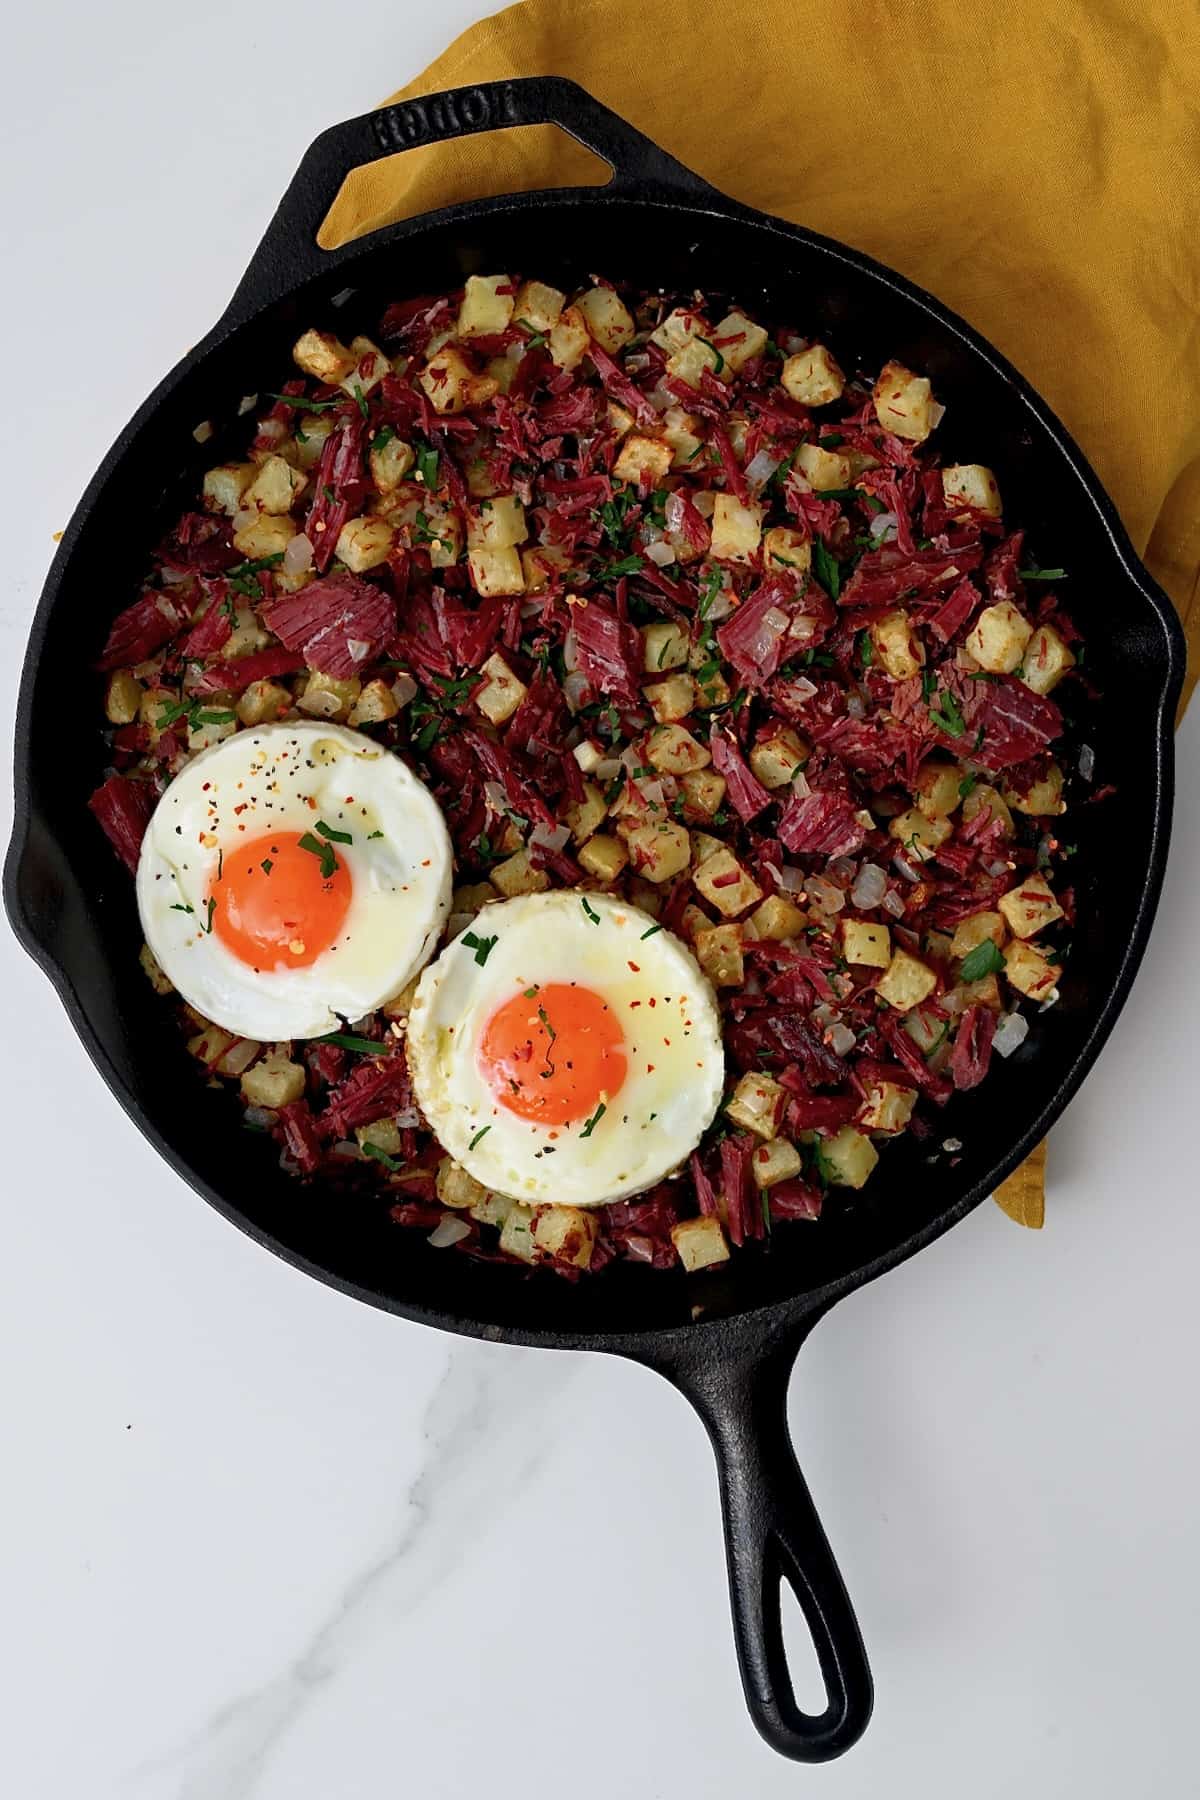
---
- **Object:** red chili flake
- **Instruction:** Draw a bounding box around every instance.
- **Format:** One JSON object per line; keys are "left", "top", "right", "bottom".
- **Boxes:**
{"left": 628, "top": 961, "right": 640, "bottom": 972}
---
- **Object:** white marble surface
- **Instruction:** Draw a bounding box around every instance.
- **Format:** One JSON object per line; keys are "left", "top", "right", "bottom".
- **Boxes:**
{"left": 3, "top": 5, "right": 1199, "bottom": 1794}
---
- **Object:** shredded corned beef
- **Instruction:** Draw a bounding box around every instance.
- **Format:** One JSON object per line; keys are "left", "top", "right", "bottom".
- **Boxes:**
{"left": 97, "top": 591, "right": 190, "bottom": 671}
{"left": 777, "top": 789, "right": 868, "bottom": 857}
{"left": 193, "top": 646, "right": 305, "bottom": 695}
{"left": 88, "top": 775, "right": 156, "bottom": 872}
{"left": 948, "top": 1005, "right": 997, "bottom": 1091}
{"left": 571, "top": 600, "right": 643, "bottom": 707}
{"left": 320, "top": 1052, "right": 413, "bottom": 1138}
{"left": 710, "top": 731, "right": 772, "bottom": 820}
{"left": 261, "top": 573, "right": 396, "bottom": 677}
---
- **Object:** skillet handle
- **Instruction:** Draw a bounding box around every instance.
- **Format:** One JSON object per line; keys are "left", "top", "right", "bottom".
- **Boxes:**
{"left": 223, "top": 76, "right": 719, "bottom": 324}
{"left": 663, "top": 1326, "right": 873, "bottom": 1761}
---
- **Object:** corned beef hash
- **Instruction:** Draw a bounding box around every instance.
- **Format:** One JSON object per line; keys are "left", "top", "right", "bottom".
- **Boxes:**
{"left": 88, "top": 273, "right": 1084, "bottom": 1277}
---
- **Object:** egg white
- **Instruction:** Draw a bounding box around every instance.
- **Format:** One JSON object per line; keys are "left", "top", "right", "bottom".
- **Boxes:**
{"left": 407, "top": 891, "right": 725, "bottom": 1208}
{"left": 137, "top": 722, "right": 452, "bottom": 1040}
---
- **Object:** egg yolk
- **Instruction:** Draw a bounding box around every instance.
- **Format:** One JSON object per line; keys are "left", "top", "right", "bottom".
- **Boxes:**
{"left": 479, "top": 982, "right": 627, "bottom": 1126}
{"left": 210, "top": 831, "right": 352, "bottom": 970}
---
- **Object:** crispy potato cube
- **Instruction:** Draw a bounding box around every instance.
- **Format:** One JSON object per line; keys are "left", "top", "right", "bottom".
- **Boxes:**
{"left": 232, "top": 512, "right": 295, "bottom": 559}
{"left": 950, "top": 911, "right": 1007, "bottom": 959}
{"left": 842, "top": 919, "right": 892, "bottom": 967}
{"left": 576, "top": 285, "right": 635, "bottom": 351}
{"left": 960, "top": 972, "right": 1004, "bottom": 1011}
{"left": 751, "top": 1138, "right": 803, "bottom": 1189}
{"left": 641, "top": 620, "right": 690, "bottom": 673}
{"left": 644, "top": 674, "right": 696, "bottom": 724}
{"left": 712, "top": 311, "right": 768, "bottom": 373}
{"left": 1003, "top": 939, "right": 1058, "bottom": 999}
{"left": 650, "top": 307, "right": 705, "bottom": 355}
{"left": 962, "top": 782, "right": 1015, "bottom": 834}
{"left": 678, "top": 903, "right": 710, "bottom": 941}
{"left": 726, "top": 1071, "right": 786, "bottom": 1138}
{"left": 998, "top": 872, "right": 1064, "bottom": 939}
{"left": 572, "top": 737, "right": 604, "bottom": 775}
{"left": 889, "top": 806, "right": 953, "bottom": 862}
{"left": 694, "top": 921, "right": 744, "bottom": 986}
{"left": 689, "top": 829, "right": 724, "bottom": 867}
{"left": 749, "top": 728, "right": 809, "bottom": 789}
{"left": 549, "top": 304, "right": 589, "bottom": 371}
{"left": 237, "top": 679, "right": 292, "bottom": 726}
{"left": 340, "top": 336, "right": 391, "bottom": 398}
{"left": 457, "top": 273, "right": 515, "bottom": 338}
{"left": 499, "top": 1203, "right": 537, "bottom": 1262}
{"left": 966, "top": 600, "right": 1033, "bottom": 674}
{"left": 859, "top": 1081, "right": 916, "bottom": 1134}
{"left": 646, "top": 723, "right": 711, "bottom": 773}
{"left": 438, "top": 1158, "right": 488, "bottom": 1211}
{"left": 821, "top": 1125, "right": 880, "bottom": 1188}
{"left": 187, "top": 711, "right": 237, "bottom": 754}
{"left": 139, "top": 686, "right": 178, "bottom": 747}
{"left": 693, "top": 847, "right": 762, "bottom": 917}
{"left": 486, "top": 345, "right": 524, "bottom": 395}
{"left": 613, "top": 434, "right": 672, "bottom": 485}
{"left": 244, "top": 455, "right": 306, "bottom": 515}
{"left": 679, "top": 768, "right": 726, "bottom": 820}
{"left": 348, "top": 679, "right": 399, "bottom": 727}
{"left": 870, "top": 608, "right": 924, "bottom": 680}
{"left": 533, "top": 1205, "right": 598, "bottom": 1269}
{"left": 671, "top": 1214, "right": 730, "bottom": 1272}
{"left": 336, "top": 515, "right": 394, "bottom": 573}
{"left": 187, "top": 1022, "right": 236, "bottom": 1068}
{"left": 710, "top": 494, "right": 764, "bottom": 562}
{"left": 420, "top": 346, "right": 497, "bottom": 414}
{"left": 566, "top": 781, "right": 607, "bottom": 843}
{"left": 781, "top": 344, "right": 846, "bottom": 405}
{"left": 470, "top": 1189, "right": 514, "bottom": 1229}
{"left": 491, "top": 847, "right": 551, "bottom": 898}
{"left": 521, "top": 544, "right": 571, "bottom": 593}
{"left": 578, "top": 833, "right": 628, "bottom": 882}
{"left": 292, "top": 328, "right": 356, "bottom": 383}
{"left": 105, "top": 669, "right": 142, "bottom": 725}
{"left": 690, "top": 645, "right": 731, "bottom": 708}
{"left": 751, "top": 894, "right": 807, "bottom": 941}
{"left": 240, "top": 1053, "right": 305, "bottom": 1110}
{"left": 355, "top": 1117, "right": 403, "bottom": 1158}
{"left": 607, "top": 401, "right": 634, "bottom": 439}
{"left": 876, "top": 948, "right": 938, "bottom": 1012}
{"left": 667, "top": 336, "right": 723, "bottom": 388}
{"left": 139, "top": 942, "right": 173, "bottom": 995}
{"left": 1021, "top": 624, "right": 1076, "bottom": 696}
{"left": 763, "top": 527, "right": 813, "bottom": 575}
{"left": 294, "top": 413, "right": 336, "bottom": 470}
{"left": 297, "top": 672, "right": 360, "bottom": 721}
{"left": 203, "top": 462, "right": 256, "bottom": 515}
{"left": 369, "top": 435, "right": 415, "bottom": 492}
{"left": 474, "top": 652, "right": 527, "bottom": 726}
{"left": 662, "top": 405, "right": 704, "bottom": 468}
{"left": 1005, "top": 762, "right": 1065, "bottom": 817}
{"left": 914, "top": 758, "right": 962, "bottom": 820}
{"left": 873, "top": 360, "right": 936, "bottom": 442}
{"left": 468, "top": 495, "right": 528, "bottom": 550}
{"left": 513, "top": 279, "right": 565, "bottom": 333}
{"left": 623, "top": 819, "right": 691, "bottom": 883}
{"left": 795, "top": 442, "right": 852, "bottom": 491}
{"left": 220, "top": 604, "right": 270, "bottom": 661}
{"left": 942, "top": 463, "right": 1002, "bottom": 520}
{"left": 467, "top": 546, "right": 524, "bottom": 597}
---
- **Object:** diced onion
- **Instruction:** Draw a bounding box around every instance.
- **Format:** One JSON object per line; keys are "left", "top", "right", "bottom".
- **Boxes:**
{"left": 806, "top": 874, "right": 845, "bottom": 914}
{"left": 1078, "top": 743, "right": 1095, "bottom": 781}
{"left": 868, "top": 510, "right": 898, "bottom": 542}
{"left": 827, "top": 1023, "right": 856, "bottom": 1057}
{"left": 243, "top": 1105, "right": 277, "bottom": 1129}
{"left": 283, "top": 532, "right": 314, "bottom": 574}
{"left": 562, "top": 671, "right": 590, "bottom": 713}
{"left": 393, "top": 1106, "right": 421, "bottom": 1129}
{"left": 993, "top": 1012, "right": 1030, "bottom": 1057}
{"left": 483, "top": 780, "right": 508, "bottom": 815}
{"left": 788, "top": 674, "right": 819, "bottom": 701}
{"left": 790, "top": 768, "right": 812, "bottom": 798}
{"left": 941, "top": 1137, "right": 963, "bottom": 1153}
{"left": 846, "top": 693, "right": 867, "bottom": 720}
{"left": 390, "top": 673, "right": 417, "bottom": 708}
{"left": 233, "top": 507, "right": 257, "bottom": 533}
{"left": 646, "top": 539, "right": 677, "bottom": 566}
{"left": 429, "top": 1217, "right": 472, "bottom": 1248}
{"left": 593, "top": 758, "right": 621, "bottom": 782}
{"left": 346, "top": 638, "right": 370, "bottom": 664}
{"left": 777, "top": 863, "right": 806, "bottom": 894}
{"left": 985, "top": 857, "right": 1011, "bottom": 877}
{"left": 331, "top": 1140, "right": 360, "bottom": 1158}
{"left": 851, "top": 862, "right": 888, "bottom": 910}
{"left": 706, "top": 588, "right": 736, "bottom": 621}
{"left": 893, "top": 853, "right": 923, "bottom": 884}
{"left": 238, "top": 393, "right": 259, "bottom": 416}
{"left": 828, "top": 856, "right": 857, "bottom": 884}
{"left": 530, "top": 820, "right": 571, "bottom": 854}
{"left": 192, "top": 420, "right": 214, "bottom": 444}
{"left": 881, "top": 888, "right": 906, "bottom": 918}
{"left": 929, "top": 401, "right": 947, "bottom": 428}
{"left": 562, "top": 627, "right": 580, "bottom": 672}
{"left": 745, "top": 448, "right": 783, "bottom": 493}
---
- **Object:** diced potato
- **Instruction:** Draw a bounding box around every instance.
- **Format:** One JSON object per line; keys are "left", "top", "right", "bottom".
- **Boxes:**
{"left": 646, "top": 723, "right": 711, "bottom": 773}
{"left": 751, "top": 1138, "right": 803, "bottom": 1189}
{"left": 244, "top": 454, "right": 307, "bottom": 515}
{"left": 415, "top": 500, "right": 463, "bottom": 569}
{"left": 294, "top": 414, "right": 336, "bottom": 470}
{"left": 1021, "top": 624, "right": 1075, "bottom": 696}
{"left": 763, "top": 527, "right": 813, "bottom": 575}
{"left": 235, "top": 1050, "right": 304, "bottom": 1110}
{"left": 203, "top": 462, "right": 256, "bottom": 515}
{"left": 420, "top": 345, "right": 498, "bottom": 414}
{"left": 820, "top": 1125, "right": 880, "bottom": 1189}
{"left": 998, "top": 872, "right": 1064, "bottom": 940}
{"left": 726, "top": 1071, "right": 787, "bottom": 1138}
{"left": 298, "top": 672, "right": 361, "bottom": 721}
{"left": 105, "top": 669, "right": 142, "bottom": 725}
{"left": 613, "top": 434, "right": 672, "bottom": 485}
{"left": 457, "top": 273, "right": 515, "bottom": 338}
{"left": 572, "top": 737, "right": 604, "bottom": 775}
{"left": 690, "top": 644, "right": 731, "bottom": 707}
{"left": 605, "top": 401, "right": 634, "bottom": 438}
{"left": 914, "top": 758, "right": 962, "bottom": 820}
{"left": 140, "top": 686, "right": 178, "bottom": 747}
{"left": 842, "top": 919, "right": 892, "bottom": 968}
{"left": 187, "top": 1022, "right": 236, "bottom": 1069}
{"left": 521, "top": 544, "right": 571, "bottom": 593}
{"left": 437, "top": 1158, "right": 489, "bottom": 1211}
{"left": 622, "top": 819, "right": 691, "bottom": 883}
{"left": 187, "top": 711, "right": 237, "bottom": 754}
{"left": 859, "top": 1081, "right": 916, "bottom": 1134}
{"left": 219, "top": 604, "right": 269, "bottom": 661}
{"left": 781, "top": 345, "right": 846, "bottom": 406}
{"left": 751, "top": 894, "right": 807, "bottom": 941}
{"left": 903, "top": 1005, "right": 944, "bottom": 1055}
{"left": 795, "top": 442, "right": 852, "bottom": 492}
{"left": 872, "top": 360, "right": 936, "bottom": 442}
{"left": 474, "top": 653, "right": 527, "bottom": 726}
{"left": 513, "top": 279, "right": 565, "bottom": 333}
{"left": 692, "top": 846, "right": 763, "bottom": 917}
{"left": 576, "top": 285, "right": 635, "bottom": 351}
{"left": 679, "top": 768, "right": 726, "bottom": 820}
{"left": 469, "top": 1189, "right": 514, "bottom": 1229}
{"left": 876, "top": 948, "right": 938, "bottom": 1012}
{"left": 237, "top": 679, "right": 292, "bottom": 726}
{"left": 710, "top": 494, "right": 764, "bottom": 562}
{"left": 960, "top": 972, "right": 1004, "bottom": 1011}
{"left": 950, "top": 911, "right": 1007, "bottom": 959}
{"left": 533, "top": 1205, "right": 597, "bottom": 1269}
{"left": 694, "top": 921, "right": 744, "bottom": 987}
{"left": 1003, "top": 939, "right": 1059, "bottom": 999}
{"left": 966, "top": 600, "right": 1033, "bottom": 674}
{"left": 671, "top": 1214, "right": 730, "bottom": 1272}
{"left": 491, "top": 847, "right": 551, "bottom": 898}
{"left": 139, "top": 942, "right": 173, "bottom": 996}
{"left": 661, "top": 405, "right": 704, "bottom": 468}
{"left": 650, "top": 306, "right": 706, "bottom": 355}
{"left": 641, "top": 620, "right": 690, "bottom": 673}
{"left": 370, "top": 435, "right": 415, "bottom": 492}
{"left": 232, "top": 512, "right": 295, "bottom": 559}
{"left": 667, "top": 336, "right": 722, "bottom": 388}
{"left": 355, "top": 1117, "right": 403, "bottom": 1158}
{"left": 578, "top": 833, "right": 629, "bottom": 882}
{"left": 713, "top": 311, "right": 769, "bottom": 373}
{"left": 942, "top": 464, "right": 1002, "bottom": 520}
{"left": 348, "top": 679, "right": 400, "bottom": 727}
{"left": 689, "top": 829, "right": 724, "bottom": 866}
{"left": 870, "top": 608, "right": 924, "bottom": 680}
{"left": 340, "top": 335, "right": 391, "bottom": 397}
{"left": 889, "top": 806, "right": 953, "bottom": 862}
{"left": 336, "top": 515, "right": 394, "bottom": 573}
{"left": 565, "top": 782, "right": 607, "bottom": 844}
{"left": 749, "top": 728, "right": 809, "bottom": 789}
{"left": 675, "top": 903, "right": 708, "bottom": 942}
{"left": 962, "top": 782, "right": 1015, "bottom": 834}
{"left": 467, "top": 545, "right": 525, "bottom": 597}
{"left": 499, "top": 1203, "right": 537, "bottom": 1262}
{"left": 468, "top": 495, "right": 528, "bottom": 550}
{"left": 1004, "top": 762, "right": 1065, "bottom": 817}
{"left": 548, "top": 304, "right": 589, "bottom": 371}
{"left": 292, "top": 327, "right": 356, "bottom": 384}
{"left": 644, "top": 674, "right": 696, "bottom": 724}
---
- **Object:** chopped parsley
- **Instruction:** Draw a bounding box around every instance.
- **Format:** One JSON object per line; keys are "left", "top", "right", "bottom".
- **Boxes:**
{"left": 318, "top": 1032, "right": 384, "bottom": 1053}
{"left": 581, "top": 896, "right": 601, "bottom": 924}
{"left": 696, "top": 335, "right": 725, "bottom": 374}
{"left": 959, "top": 938, "right": 1006, "bottom": 982}
{"left": 264, "top": 391, "right": 342, "bottom": 411}
{"left": 811, "top": 538, "right": 841, "bottom": 601}
{"left": 640, "top": 923, "right": 663, "bottom": 940}
{"left": 367, "top": 830, "right": 384, "bottom": 841}
{"left": 1019, "top": 566, "right": 1067, "bottom": 581}
{"left": 468, "top": 1126, "right": 492, "bottom": 1151}
{"left": 462, "top": 930, "right": 497, "bottom": 967}
{"left": 697, "top": 567, "right": 725, "bottom": 621}
{"left": 260, "top": 858, "right": 274, "bottom": 875}
{"left": 350, "top": 383, "right": 369, "bottom": 421}
{"left": 316, "top": 819, "right": 353, "bottom": 845}
{"left": 516, "top": 318, "right": 547, "bottom": 349}
{"left": 594, "top": 553, "right": 644, "bottom": 581}
{"left": 957, "top": 773, "right": 977, "bottom": 800}
{"left": 523, "top": 985, "right": 540, "bottom": 999}
{"left": 929, "top": 688, "right": 966, "bottom": 738}
{"left": 298, "top": 832, "right": 339, "bottom": 879}
{"left": 858, "top": 630, "right": 874, "bottom": 669}
{"left": 169, "top": 903, "right": 194, "bottom": 914}
{"left": 579, "top": 1102, "right": 607, "bottom": 1139}
{"left": 361, "top": 1141, "right": 400, "bottom": 1170}
{"left": 371, "top": 425, "right": 396, "bottom": 453}
{"left": 203, "top": 896, "right": 216, "bottom": 934}
{"left": 414, "top": 442, "right": 440, "bottom": 489}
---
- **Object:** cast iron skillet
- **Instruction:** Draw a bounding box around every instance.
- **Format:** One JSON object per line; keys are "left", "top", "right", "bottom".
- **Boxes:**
{"left": 4, "top": 77, "right": 1185, "bottom": 1761}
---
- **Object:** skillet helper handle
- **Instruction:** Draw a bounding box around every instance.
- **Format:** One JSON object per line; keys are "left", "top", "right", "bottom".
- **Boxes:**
{"left": 670, "top": 1331, "right": 873, "bottom": 1761}
{"left": 223, "top": 76, "right": 719, "bottom": 323}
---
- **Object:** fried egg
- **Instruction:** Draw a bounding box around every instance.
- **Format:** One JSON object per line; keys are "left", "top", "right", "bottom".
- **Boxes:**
{"left": 137, "top": 722, "right": 452, "bottom": 1040}
{"left": 407, "top": 892, "right": 725, "bottom": 1208}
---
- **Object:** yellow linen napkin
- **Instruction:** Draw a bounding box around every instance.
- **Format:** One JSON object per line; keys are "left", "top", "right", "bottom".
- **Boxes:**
{"left": 319, "top": 0, "right": 1200, "bottom": 1224}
